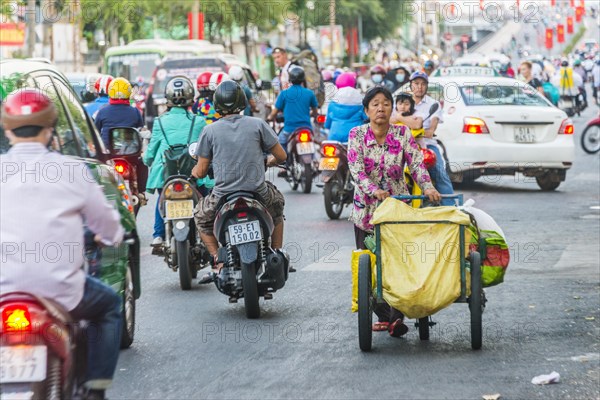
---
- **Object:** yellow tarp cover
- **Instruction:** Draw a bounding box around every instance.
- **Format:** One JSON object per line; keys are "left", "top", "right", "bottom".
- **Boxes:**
{"left": 371, "top": 198, "right": 472, "bottom": 319}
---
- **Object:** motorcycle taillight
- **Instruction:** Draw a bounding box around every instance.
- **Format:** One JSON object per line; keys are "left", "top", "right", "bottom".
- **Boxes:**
{"left": 421, "top": 148, "right": 437, "bottom": 170}
{"left": 2, "top": 304, "right": 32, "bottom": 333}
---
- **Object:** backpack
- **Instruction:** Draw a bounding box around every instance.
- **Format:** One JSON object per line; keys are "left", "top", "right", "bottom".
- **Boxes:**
{"left": 157, "top": 115, "right": 197, "bottom": 181}
{"left": 291, "top": 50, "right": 325, "bottom": 107}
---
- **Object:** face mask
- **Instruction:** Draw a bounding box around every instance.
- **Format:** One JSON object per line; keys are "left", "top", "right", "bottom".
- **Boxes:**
{"left": 372, "top": 75, "right": 383, "bottom": 84}
{"left": 396, "top": 73, "right": 406, "bottom": 82}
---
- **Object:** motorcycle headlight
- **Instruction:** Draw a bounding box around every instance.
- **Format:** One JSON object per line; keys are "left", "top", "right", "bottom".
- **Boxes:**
{"left": 164, "top": 181, "right": 194, "bottom": 200}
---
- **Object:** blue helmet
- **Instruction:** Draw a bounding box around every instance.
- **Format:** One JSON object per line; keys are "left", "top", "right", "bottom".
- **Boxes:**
{"left": 409, "top": 71, "right": 429, "bottom": 83}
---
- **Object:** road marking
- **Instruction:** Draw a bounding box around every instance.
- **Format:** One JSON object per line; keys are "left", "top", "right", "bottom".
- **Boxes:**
{"left": 590, "top": 206, "right": 600, "bottom": 210}
{"left": 580, "top": 214, "right": 600, "bottom": 219}
{"left": 552, "top": 243, "right": 600, "bottom": 271}
{"left": 302, "top": 246, "right": 354, "bottom": 272}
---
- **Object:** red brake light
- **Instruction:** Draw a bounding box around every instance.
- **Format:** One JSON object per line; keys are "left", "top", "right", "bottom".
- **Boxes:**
{"left": 173, "top": 182, "right": 184, "bottom": 192}
{"left": 316, "top": 115, "right": 326, "bottom": 124}
{"left": 298, "top": 131, "right": 311, "bottom": 142}
{"left": 421, "top": 148, "right": 437, "bottom": 169}
{"left": 3, "top": 305, "right": 32, "bottom": 332}
{"left": 237, "top": 212, "right": 248, "bottom": 218}
{"left": 559, "top": 118, "right": 574, "bottom": 134}
{"left": 322, "top": 144, "right": 337, "bottom": 157}
{"left": 463, "top": 117, "right": 489, "bottom": 134}
{"left": 114, "top": 160, "right": 129, "bottom": 178}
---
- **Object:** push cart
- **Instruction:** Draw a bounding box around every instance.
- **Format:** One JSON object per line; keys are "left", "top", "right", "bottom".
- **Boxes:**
{"left": 357, "top": 194, "right": 487, "bottom": 351}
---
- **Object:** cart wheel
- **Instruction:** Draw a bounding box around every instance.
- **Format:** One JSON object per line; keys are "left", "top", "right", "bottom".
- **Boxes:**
{"left": 469, "top": 251, "right": 483, "bottom": 350}
{"left": 418, "top": 317, "right": 430, "bottom": 341}
{"left": 358, "top": 254, "right": 373, "bottom": 352}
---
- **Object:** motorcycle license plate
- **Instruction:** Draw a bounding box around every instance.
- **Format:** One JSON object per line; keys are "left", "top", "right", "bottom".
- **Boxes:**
{"left": 296, "top": 142, "right": 315, "bottom": 155}
{"left": 560, "top": 100, "right": 573, "bottom": 108}
{"left": 165, "top": 200, "right": 194, "bottom": 220}
{"left": 0, "top": 346, "right": 47, "bottom": 383}
{"left": 319, "top": 157, "right": 340, "bottom": 171}
{"left": 514, "top": 126, "right": 536, "bottom": 143}
{"left": 228, "top": 220, "right": 262, "bottom": 245}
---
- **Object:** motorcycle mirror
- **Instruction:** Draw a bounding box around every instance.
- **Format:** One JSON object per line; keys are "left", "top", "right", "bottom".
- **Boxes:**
{"left": 108, "top": 127, "right": 142, "bottom": 157}
{"left": 428, "top": 103, "right": 440, "bottom": 117}
{"left": 188, "top": 142, "right": 198, "bottom": 159}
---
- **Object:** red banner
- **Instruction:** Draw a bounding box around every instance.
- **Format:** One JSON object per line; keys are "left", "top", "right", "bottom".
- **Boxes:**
{"left": 545, "top": 28, "right": 553, "bottom": 49}
{"left": 580, "top": 0, "right": 585, "bottom": 7}
{"left": 567, "top": 17, "right": 574, "bottom": 33}
{"left": 570, "top": 0, "right": 575, "bottom": 7}
{"left": 557, "top": 24, "right": 565, "bottom": 43}
{"left": 550, "top": 0, "right": 556, "bottom": 6}
{"left": 0, "top": 23, "right": 25, "bottom": 46}
{"left": 575, "top": 6, "right": 584, "bottom": 22}
{"left": 187, "top": 12, "right": 204, "bottom": 40}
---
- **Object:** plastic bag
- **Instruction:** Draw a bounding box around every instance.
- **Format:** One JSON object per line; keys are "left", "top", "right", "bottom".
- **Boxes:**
{"left": 351, "top": 250, "right": 376, "bottom": 312}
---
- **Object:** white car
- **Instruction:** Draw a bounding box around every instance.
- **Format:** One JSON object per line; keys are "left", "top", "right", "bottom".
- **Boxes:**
{"left": 394, "top": 68, "right": 575, "bottom": 190}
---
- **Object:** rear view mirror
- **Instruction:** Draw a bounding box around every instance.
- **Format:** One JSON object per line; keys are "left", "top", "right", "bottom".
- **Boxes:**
{"left": 428, "top": 103, "right": 439, "bottom": 117}
{"left": 256, "top": 79, "right": 272, "bottom": 91}
{"left": 109, "top": 127, "right": 142, "bottom": 156}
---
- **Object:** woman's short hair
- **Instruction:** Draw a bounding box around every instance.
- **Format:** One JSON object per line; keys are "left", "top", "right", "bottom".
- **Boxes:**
{"left": 362, "top": 86, "right": 393, "bottom": 109}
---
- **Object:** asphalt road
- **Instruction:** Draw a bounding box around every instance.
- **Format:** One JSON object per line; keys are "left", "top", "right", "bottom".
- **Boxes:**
{"left": 110, "top": 102, "right": 600, "bottom": 399}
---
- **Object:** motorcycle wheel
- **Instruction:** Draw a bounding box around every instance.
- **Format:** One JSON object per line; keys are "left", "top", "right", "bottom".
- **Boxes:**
{"left": 323, "top": 178, "right": 344, "bottom": 219}
{"left": 300, "top": 161, "right": 313, "bottom": 194}
{"left": 177, "top": 240, "right": 192, "bottom": 290}
{"left": 120, "top": 265, "right": 136, "bottom": 348}
{"left": 242, "top": 262, "right": 260, "bottom": 319}
{"left": 581, "top": 124, "right": 600, "bottom": 154}
{"left": 288, "top": 158, "right": 299, "bottom": 191}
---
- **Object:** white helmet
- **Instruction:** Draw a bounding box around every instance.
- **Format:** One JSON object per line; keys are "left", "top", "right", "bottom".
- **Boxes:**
{"left": 228, "top": 65, "right": 244, "bottom": 82}
{"left": 208, "top": 72, "right": 231, "bottom": 91}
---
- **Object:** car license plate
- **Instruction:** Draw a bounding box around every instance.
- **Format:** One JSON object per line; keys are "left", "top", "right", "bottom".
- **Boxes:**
{"left": 296, "top": 142, "right": 315, "bottom": 155}
{"left": 0, "top": 346, "right": 47, "bottom": 383}
{"left": 165, "top": 200, "right": 194, "bottom": 220}
{"left": 318, "top": 157, "right": 340, "bottom": 171}
{"left": 514, "top": 127, "right": 536, "bottom": 143}
{"left": 228, "top": 220, "right": 262, "bottom": 245}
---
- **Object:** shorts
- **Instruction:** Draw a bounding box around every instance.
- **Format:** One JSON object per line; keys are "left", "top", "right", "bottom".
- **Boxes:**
{"left": 194, "top": 181, "right": 285, "bottom": 234}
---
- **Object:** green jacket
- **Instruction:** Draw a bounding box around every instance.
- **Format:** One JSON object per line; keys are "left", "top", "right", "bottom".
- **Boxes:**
{"left": 143, "top": 107, "right": 212, "bottom": 191}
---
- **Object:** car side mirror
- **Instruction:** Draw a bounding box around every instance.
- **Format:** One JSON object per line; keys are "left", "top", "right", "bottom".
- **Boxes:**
{"left": 108, "top": 127, "right": 142, "bottom": 157}
{"left": 80, "top": 90, "right": 96, "bottom": 103}
{"left": 256, "top": 79, "right": 272, "bottom": 91}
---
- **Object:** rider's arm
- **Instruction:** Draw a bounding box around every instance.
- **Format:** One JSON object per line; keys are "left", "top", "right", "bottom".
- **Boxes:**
{"left": 267, "top": 143, "right": 287, "bottom": 166}
{"left": 142, "top": 120, "right": 162, "bottom": 167}
{"left": 424, "top": 117, "right": 439, "bottom": 138}
{"left": 191, "top": 127, "right": 212, "bottom": 178}
{"left": 192, "top": 157, "right": 211, "bottom": 179}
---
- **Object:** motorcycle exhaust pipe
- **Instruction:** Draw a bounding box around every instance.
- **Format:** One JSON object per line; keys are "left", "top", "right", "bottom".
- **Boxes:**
{"left": 266, "top": 252, "right": 286, "bottom": 290}
{"left": 131, "top": 194, "right": 140, "bottom": 206}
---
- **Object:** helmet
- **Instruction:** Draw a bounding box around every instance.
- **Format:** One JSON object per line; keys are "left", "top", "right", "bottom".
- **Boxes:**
{"left": 228, "top": 65, "right": 244, "bottom": 82}
{"left": 424, "top": 60, "right": 434, "bottom": 69}
{"left": 561, "top": 58, "right": 569, "bottom": 67}
{"left": 196, "top": 71, "right": 213, "bottom": 90}
{"left": 165, "top": 76, "right": 195, "bottom": 107}
{"left": 574, "top": 59, "right": 582, "bottom": 66}
{"left": 289, "top": 66, "right": 305, "bottom": 85}
{"left": 370, "top": 64, "right": 386, "bottom": 75}
{"left": 213, "top": 80, "right": 247, "bottom": 115}
{"left": 108, "top": 77, "right": 132, "bottom": 100}
{"left": 94, "top": 75, "right": 113, "bottom": 96}
{"left": 333, "top": 68, "right": 343, "bottom": 82}
{"left": 335, "top": 72, "right": 357, "bottom": 89}
{"left": 409, "top": 71, "right": 429, "bottom": 83}
{"left": 208, "top": 72, "right": 231, "bottom": 91}
{"left": 1, "top": 88, "right": 58, "bottom": 131}
{"left": 321, "top": 69, "right": 333, "bottom": 82}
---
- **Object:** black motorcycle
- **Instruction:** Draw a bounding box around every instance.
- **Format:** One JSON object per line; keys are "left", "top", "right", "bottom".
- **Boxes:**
{"left": 212, "top": 191, "right": 290, "bottom": 318}
{"left": 319, "top": 140, "right": 354, "bottom": 219}
{"left": 284, "top": 126, "right": 318, "bottom": 193}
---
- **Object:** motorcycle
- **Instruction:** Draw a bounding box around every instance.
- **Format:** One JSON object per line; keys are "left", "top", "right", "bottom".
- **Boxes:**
{"left": 558, "top": 90, "right": 586, "bottom": 117}
{"left": 158, "top": 170, "right": 212, "bottom": 290}
{"left": 319, "top": 141, "right": 354, "bottom": 219}
{"left": 284, "top": 126, "right": 318, "bottom": 194}
{"left": 212, "top": 185, "right": 290, "bottom": 319}
{"left": 581, "top": 116, "right": 600, "bottom": 154}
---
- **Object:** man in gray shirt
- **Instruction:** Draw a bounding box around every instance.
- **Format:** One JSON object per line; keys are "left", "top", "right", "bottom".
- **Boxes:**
{"left": 192, "top": 81, "right": 287, "bottom": 281}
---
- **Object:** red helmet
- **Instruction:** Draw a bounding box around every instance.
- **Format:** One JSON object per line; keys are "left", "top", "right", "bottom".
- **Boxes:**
{"left": 94, "top": 75, "right": 113, "bottom": 96}
{"left": 1, "top": 88, "right": 58, "bottom": 131}
{"left": 196, "top": 71, "right": 213, "bottom": 90}
{"left": 370, "top": 64, "right": 386, "bottom": 75}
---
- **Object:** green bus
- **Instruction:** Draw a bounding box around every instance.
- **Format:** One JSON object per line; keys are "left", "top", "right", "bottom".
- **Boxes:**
{"left": 103, "top": 39, "right": 225, "bottom": 83}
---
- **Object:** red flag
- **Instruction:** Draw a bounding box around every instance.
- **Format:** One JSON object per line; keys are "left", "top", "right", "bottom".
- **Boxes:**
{"left": 575, "top": 6, "right": 584, "bottom": 22}
{"left": 567, "top": 17, "right": 574, "bottom": 33}
{"left": 570, "top": 0, "right": 575, "bottom": 7}
{"left": 557, "top": 24, "right": 565, "bottom": 43}
{"left": 450, "top": 3, "right": 456, "bottom": 15}
{"left": 550, "top": 0, "right": 556, "bottom": 6}
{"left": 580, "top": 0, "right": 585, "bottom": 7}
{"left": 545, "top": 28, "right": 553, "bottom": 49}
{"left": 187, "top": 12, "right": 204, "bottom": 40}
{"left": 480, "top": 0, "right": 484, "bottom": 10}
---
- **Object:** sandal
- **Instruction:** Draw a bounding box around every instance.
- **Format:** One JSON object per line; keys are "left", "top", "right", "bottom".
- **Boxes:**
{"left": 372, "top": 321, "right": 390, "bottom": 332}
{"left": 388, "top": 318, "right": 409, "bottom": 338}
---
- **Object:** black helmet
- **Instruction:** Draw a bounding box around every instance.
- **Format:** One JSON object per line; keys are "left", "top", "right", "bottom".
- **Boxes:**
{"left": 165, "top": 76, "right": 195, "bottom": 107}
{"left": 213, "top": 80, "right": 247, "bottom": 115}
{"left": 288, "top": 66, "right": 305, "bottom": 85}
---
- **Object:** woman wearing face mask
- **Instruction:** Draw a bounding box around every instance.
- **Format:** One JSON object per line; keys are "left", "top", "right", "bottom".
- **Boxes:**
{"left": 370, "top": 64, "right": 394, "bottom": 92}
{"left": 385, "top": 65, "right": 410, "bottom": 92}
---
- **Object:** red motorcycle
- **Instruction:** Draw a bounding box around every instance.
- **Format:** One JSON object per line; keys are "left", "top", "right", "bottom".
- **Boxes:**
{"left": 581, "top": 116, "right": 600, "bottom": 154}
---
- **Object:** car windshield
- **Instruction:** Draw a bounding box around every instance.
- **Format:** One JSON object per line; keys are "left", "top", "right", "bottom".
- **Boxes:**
{"left": 460, "top": 84, "right": 550, "bottom": 107}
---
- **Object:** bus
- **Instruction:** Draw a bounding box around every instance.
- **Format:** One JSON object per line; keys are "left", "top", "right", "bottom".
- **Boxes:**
{"left": 103, "top": 39, "right": 225, "bottom": 83}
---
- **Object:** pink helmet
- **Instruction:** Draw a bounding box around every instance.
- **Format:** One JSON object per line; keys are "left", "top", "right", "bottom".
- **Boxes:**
{"left": 321, "top": 69, "right": 333, "bottom": 82}
{"left": 335, "top": 72, "right": 357, "bottom": 89}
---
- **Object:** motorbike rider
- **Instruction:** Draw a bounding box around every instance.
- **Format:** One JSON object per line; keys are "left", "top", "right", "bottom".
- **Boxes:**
{"left": 267, "top": 66, "right": 318, "bottom": 175}
{"left": 370, "top": 64, "right": 394, "bottom": 91}
{"left": 592, "top": 59, "right": 600, "bottom": 105}
{"left": 394, "top": 71, "right": 455, "bottom": 205}
{"left": 192, "top": 71, "right": 231, "bottom": 124}
{"left": 384, "top": 60, "right": 410, "bottom": 92}
{"left": 94, "top": 77, "right": 144, "bottom": 147}
{"left": 325, "top": 72, "right": 367, "bottom": 142}
{"left": 228, "top": 65, "right": 258, "bottom": 116}
{"left": 272, "top": 47, "right": 292, "bottom": 92}
{"left": 423, "top": 60, "right": 435, "bottom": 76}
{"left": 0, "top": 89, "right": 124, "bottom": 400}
{"left": 143, "top": 76, "right": 209, "bottom": 250}
{"left": 551, "top": 59, "right": 584, "bottom": 108}
{"left": 191, "top": 80, "right": 288, "bottom": 283}
{"left": 85, "top": 74, "right": 113, "bottom": 120}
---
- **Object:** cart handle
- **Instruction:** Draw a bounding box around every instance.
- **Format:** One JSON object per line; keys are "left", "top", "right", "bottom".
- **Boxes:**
{"left": 392, "top": 194, "right": 464, "bottom": 205}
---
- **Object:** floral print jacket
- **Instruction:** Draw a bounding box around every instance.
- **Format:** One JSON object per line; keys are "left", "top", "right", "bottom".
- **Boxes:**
{"left": 348, "top": 123, "right": 435, "bottom": 232}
